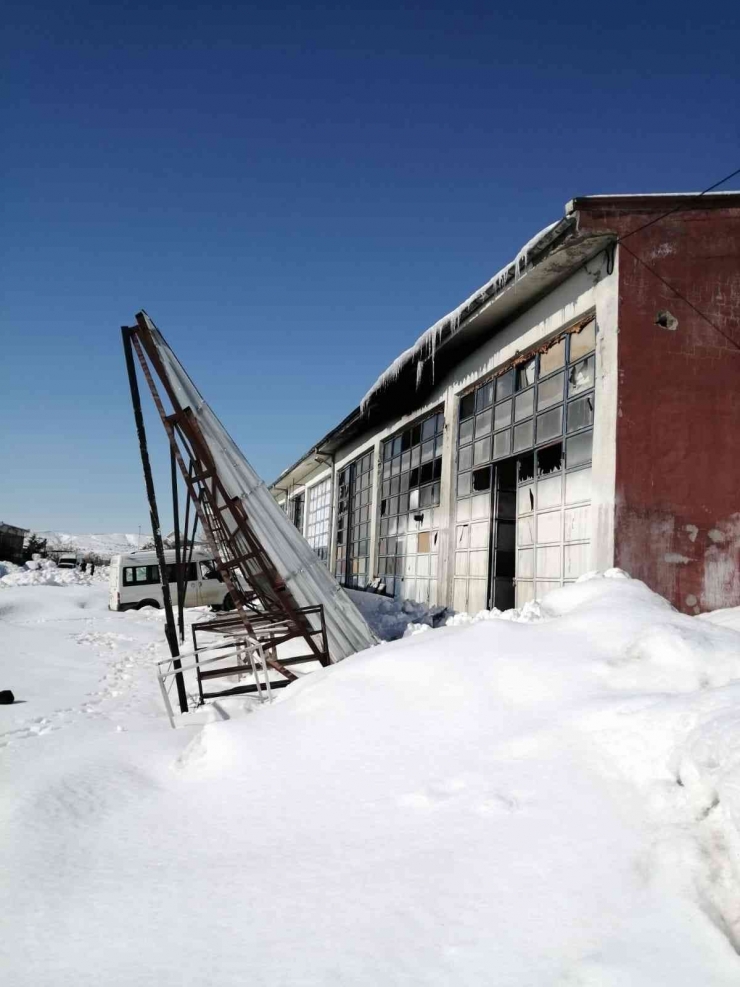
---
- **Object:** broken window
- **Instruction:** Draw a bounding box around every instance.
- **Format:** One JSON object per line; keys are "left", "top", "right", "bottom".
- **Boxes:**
{"left": 569, "top": 320, "right": 596, "bottom": 361}
{"left": 539, "top": 338, "right": 565, "bottom": 376}
{"left": 473, "top": 466, "right": 491, "bottom": 491}
{"left": 567, "top": 395, "right": 594, "bottom": 433}
{"left": 460, "top": 392, "right": 475, "bottom": 419}
{"left": 515, "top": 359, "right": 536, "bottom": 391}
{"left": 537, "top": 442, "right": 563, "bottom": 476}
{"left": 518, "top": 453, "right": 534, "bottom": 483}
{"left": 568, "top": 355, "right": 595, "bottom": 397}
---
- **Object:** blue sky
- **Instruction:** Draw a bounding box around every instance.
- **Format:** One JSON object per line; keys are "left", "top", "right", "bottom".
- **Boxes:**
{"left": 2, "top": 0, "right": 739, "bottom": 533}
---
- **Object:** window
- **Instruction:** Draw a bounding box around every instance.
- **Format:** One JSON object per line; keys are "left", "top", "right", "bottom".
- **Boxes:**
{"left": 335, "top": 451, "right": 374, "bottom": 589}
{"left": 376, "top": 410, "right": 443, "bottom": 601}
{"left": 290, "top": 492, "right": 304, "bottom": 532}
{"left": 454, "top": 320, "right": 596, "bottom": 611}
{"left": 306, "top": 477, "right": 332, "bottom": 563}
{"left": 456, "top": 317, "right": 596, "bottom": 477}
{"left": 123, "top": 562, "right": 197, "bottom": 586}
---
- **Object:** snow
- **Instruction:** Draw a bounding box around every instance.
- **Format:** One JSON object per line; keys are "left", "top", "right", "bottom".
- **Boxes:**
{"left": 36, "top": 531, "right": 146, "bottom": 558}
{"left": 0, "top": 558, "right": 109, "bottom": 588}
{"left": 360, "top": 219, "right": 561, "bottom": 410}
{"left": 3, "top": 571, "right": 740, "bottom": 985}
{"left": 698, "top": 606, "right": 740, "bottom": 634}
{"left": 346, "top": 586, "right": 451, "bottom": 640}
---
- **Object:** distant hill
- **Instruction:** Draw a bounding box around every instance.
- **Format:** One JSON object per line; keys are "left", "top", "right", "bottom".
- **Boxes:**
{"left": 34, "top": 532, "right": 149, "bottom": 559}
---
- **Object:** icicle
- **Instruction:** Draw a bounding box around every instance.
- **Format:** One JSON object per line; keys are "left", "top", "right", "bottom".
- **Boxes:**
{"left": 416, "top": 358, "right": 425, "bottom": 389}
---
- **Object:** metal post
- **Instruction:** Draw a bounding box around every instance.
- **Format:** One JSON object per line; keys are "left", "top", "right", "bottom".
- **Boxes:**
{"left": 122, "top": 326, "right": 188, "bottom": 714}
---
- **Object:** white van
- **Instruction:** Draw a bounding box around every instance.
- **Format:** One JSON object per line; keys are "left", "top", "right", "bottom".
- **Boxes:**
{"left": 57, "top": 553, "right": 79, "bottom": 569}
{"left": 109, "top": 548, "right": 233, "bottom": 612}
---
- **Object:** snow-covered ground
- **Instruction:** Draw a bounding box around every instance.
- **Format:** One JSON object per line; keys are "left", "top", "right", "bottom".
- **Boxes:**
{"left": 2, "top": 570, "right": 740, "bottom": 985}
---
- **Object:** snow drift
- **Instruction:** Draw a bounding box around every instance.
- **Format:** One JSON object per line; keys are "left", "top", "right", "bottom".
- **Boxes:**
{"left": 3, "top": 572, "right": 740, "bottom": 985}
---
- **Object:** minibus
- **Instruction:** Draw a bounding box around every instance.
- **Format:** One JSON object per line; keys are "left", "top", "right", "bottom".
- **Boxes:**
{"left": 109, "top": 548, "right": 232, "bottom": 611}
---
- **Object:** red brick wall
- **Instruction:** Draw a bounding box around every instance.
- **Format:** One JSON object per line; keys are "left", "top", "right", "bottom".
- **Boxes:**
{"left": 575, "top": 196, "right": 740, "bottom": 612}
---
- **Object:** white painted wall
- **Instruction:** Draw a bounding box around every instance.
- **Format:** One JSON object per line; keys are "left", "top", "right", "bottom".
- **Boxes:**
{"left": 275, "top": 251, "right": 620, "bottom": 607}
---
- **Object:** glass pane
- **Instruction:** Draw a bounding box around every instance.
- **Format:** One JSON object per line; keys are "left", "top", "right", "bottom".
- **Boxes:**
{"left": 435, "top": 412, "right": 444, "bottom": 434}
{"left": 513, "top": 419, "right": 534, "bottom": 452}
{"left": 473, "top": 436, "right": 491, "bottom": 466}
{"left": 514, "top": 388, "right": 534, "bottom": 422}
{"left": 409, "top": 488, "right": 419, "bottom": 510}
{"left": 538, "top": 371, "right": 564, "bottom": 411}
{"left": 421, "top": 439, "right": 434, "bottom": 463}
{"left": 459, "top": 418, "right": 474, "bottom": 445}
{"left": 457, "top": 472, "right": 472, "bottom": 497}
{"left": 494, "top": 399, "right": 511, "bottom": 431}
{"left": 493, "top": 429, "right": 511, "bottom": 459}
{"left": 421, "top": 416, "right": 435, "bottom": 440}
{"left": 537, "top": 406, "right": 563, "bottom": 443}
{"left": 569, "top": 355, "right": 595, "bottom": 397}
{"left": 566, "top": 430, "right": 593, "bottom": 468}
{"left": 496, "top": 370, "right": 514, "bottom": 401}
{"left": 458, "top": 444, "right": 473, "bottom": 472}
{"left": 540, "top": 339, "right": 565, "bottom": 375}
{"left": 410, "top": 446, "right": 420, "bottom": 468}
{"left": 567, "top": 395, "right": 594, "bottom": 433}
{"left": 475, "top": 408, "right": 492, "bottom": 437}
{"left": 565, "top": 467, "right": 592, "bottom": 505}
{"left": 570, "top": 320, "right": 596, "bottom": 361}
{"left": 515, "top": 359, "right": 535, "bottom": 391}
{"left": 476, "top": 381, "right": 494, "bottom": 410}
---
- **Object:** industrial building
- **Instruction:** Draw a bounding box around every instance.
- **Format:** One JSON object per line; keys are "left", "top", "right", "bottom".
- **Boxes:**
{"left": 271, "top": 192, "right": 740, "bottom": 614}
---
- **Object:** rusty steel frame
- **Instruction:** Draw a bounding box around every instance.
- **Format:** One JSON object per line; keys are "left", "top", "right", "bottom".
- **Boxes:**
{"left": 123, "top": 312, "right": 331, "bottom": 701}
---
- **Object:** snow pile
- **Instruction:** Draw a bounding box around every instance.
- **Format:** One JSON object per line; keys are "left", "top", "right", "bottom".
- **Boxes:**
{"left": 4, "top": 573, "right": 740, "bottom": 985}
{"left": 0, "top": 558, "right": 96, "bottom": 588}
{"left": 699, "top": 606, "right": 740, "bottom": 634}
{"left": 0, "top": 559, "right": 20, "bottom": 578}
{"left": 346, "top": 587, "right": 451, "bottom": 640}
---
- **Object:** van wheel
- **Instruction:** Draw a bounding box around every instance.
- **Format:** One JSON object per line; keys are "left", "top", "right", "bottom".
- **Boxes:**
{"left": 222, "top": 593, "right": 235, "bottom": 611}
{"left": 137, "top": 599, "right": 160, "bottom": 610}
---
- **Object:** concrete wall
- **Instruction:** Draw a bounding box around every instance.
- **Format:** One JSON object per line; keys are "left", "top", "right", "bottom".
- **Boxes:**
{"left": 577, "top": 197, "right": 740, "bottom": 612}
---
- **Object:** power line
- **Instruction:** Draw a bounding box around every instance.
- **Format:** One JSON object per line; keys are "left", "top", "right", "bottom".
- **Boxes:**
{"left": 617, "top": 165, "right": 740, "bottom": 244}
{"left": 619, "top": 240, "right": 740, "bottom": 352}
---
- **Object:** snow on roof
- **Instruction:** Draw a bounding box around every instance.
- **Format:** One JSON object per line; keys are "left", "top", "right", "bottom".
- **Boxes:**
{"left": 360, "top": 219, "right": 562, "bottom": 411}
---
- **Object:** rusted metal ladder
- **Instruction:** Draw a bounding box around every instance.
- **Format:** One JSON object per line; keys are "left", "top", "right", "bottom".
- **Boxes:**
{"left": 124, "top": 312, "right": 332, "bottom": 706}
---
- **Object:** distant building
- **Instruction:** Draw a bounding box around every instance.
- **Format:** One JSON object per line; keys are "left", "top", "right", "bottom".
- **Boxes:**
{"left": 0, "top": 523, "right": 29, "bottom": 564}
{"left": 270, "top": 192, "right": 740, "bottom": 614}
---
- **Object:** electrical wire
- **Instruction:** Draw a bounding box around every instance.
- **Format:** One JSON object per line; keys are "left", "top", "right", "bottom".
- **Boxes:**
{"left": 619, "top": 241, "right": 740, "bottom": 352}
{"left": 616, "top": 166, "right": 740, "bottom": 244}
